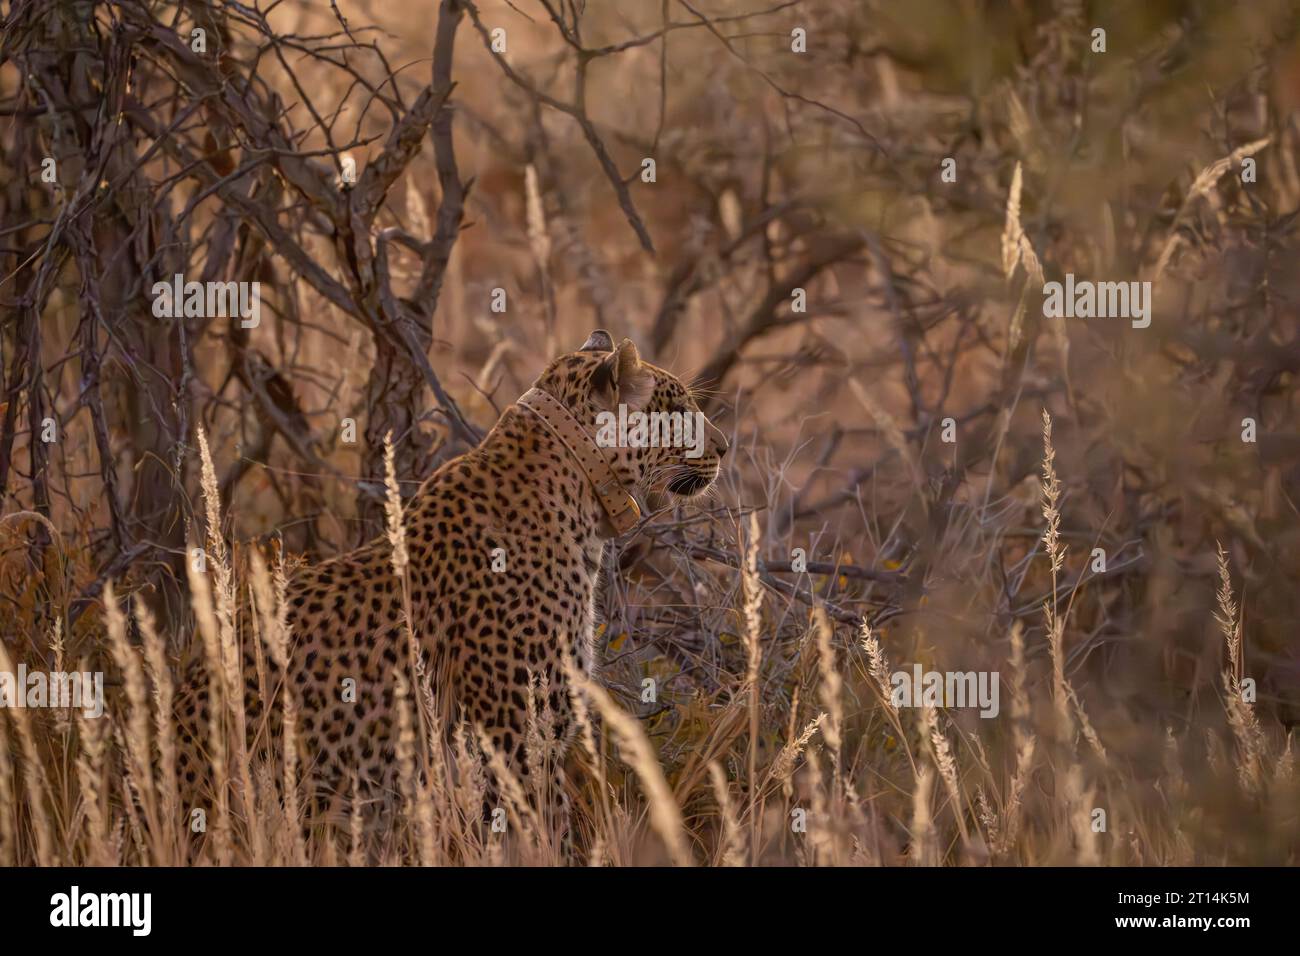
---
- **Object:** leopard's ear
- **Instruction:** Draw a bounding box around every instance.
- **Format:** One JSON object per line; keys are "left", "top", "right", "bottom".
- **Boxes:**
{"left": 579, "top": 329, "right": 615, "bottom": 352}
{"left": 591, "top": 338, "right": 653, "bottom": 410}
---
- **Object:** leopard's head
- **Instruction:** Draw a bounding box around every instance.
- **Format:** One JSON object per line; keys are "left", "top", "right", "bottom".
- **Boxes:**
{"left": 535, "top": 329, "right": 728, "bottom": 505}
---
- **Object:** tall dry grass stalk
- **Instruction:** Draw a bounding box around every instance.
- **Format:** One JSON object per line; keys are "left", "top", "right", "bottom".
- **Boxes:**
{"left": 859, "top": 620, "right": 894, "bottom": 709}
{"left": 926, "top": 708, "right": 970, "bottom": 848}
{"left": 768, "top": 714, "right": 825, "bottom": 795}
{"left": 421, "top": 708, "right": 454, "bottom": 863}
{"left": 561, "top": 652, "right": 611, "bottom": 845}
{"left": 803, "top": 746, "right": 837, "bottom": 865}
{"left": 1037, "top": 410, "right": 1110, "bottom": 863}
{"left": 382, "top": 433, "right": 410, "bottom": 580}
{"left": 993, "top": 620, "right": 1036, "bottom": 859}
{"left": 909, "top": 762, "right": 937, "bottom": 867}
{"left": 47, "top": 620, "right": 69, "bottom": 737}
{"left": 1064, "top": 764, "right": 1100, "bottom": 865}
{"left": 197, "top": 424, "right": 264, "bottom": 863}
{"left": 381, "top": 432, "right": 439, "bottom": 861}
{"left": 1066, "top": 684, "right": 1106, "bottom": 762}
{"left": 1002, "top": 161, "right": 1064, "bottom": 395}
{"left": 1153, "top": 138, "right": 1271, "bottom": 281}
{"left": 999, "top": 735, "right": 1036, "bottom": 859}
{"left": 1277, "top": 735, "right": 1295, "bottom": 785}
{"left": 1039, "top": 410, "right": 1074, "bottom": 742}
{"left": 347, "top": 774, "right": 365, "bottom": 867}
{"left": 523, "top": 671, "right": 565, "bottom": 839}
{"left": 103, "top": 581, "right": 163, "bottom": 862}
{"left": 859, "top": 618, "right": 916, "bottom": 778}
{"left": 0, "top": 700, "right": 15, "bottom": 866}
{"left": 250, "top": 549, "right": 307, "bottom": 865}
{"left": 114, "top": 722, "right": 149, "bottom": 861}
{"left": 1001, "top": 161, "right": 1025, "bottom": 280}
{"left": 812, "top": 608, "right": 844, "bottom": 795}
{"left": 1001, "top": 160, "right": 1046, "bottom": 354}
{"left": 394, "top": 671, "right": 436, "bottom": 865}
{"left": 135, "top": 596, "right": 179, "bottom": 862}
{"left": 74, "top": 703, "right": 111, "bottom": 866}
{"left": 451, "top": 725, "right": 489, "bottom": 862}
{"left": 1000, "top": 161, "right": 1044, "bottom": 286}
{"left": 1215, "top": 544, "right": 1265, "bottom": 792}
{"left": 572, "top": 673, "right": 692, "bottom": 867}
{"left": 382, "top": 434, "right": 434, "bottom": 758}
{"left": 1007, "top": 621, "right": 1031, "bottom": 751}
{"left": 707, "top": 760, "right": 746, "bottom": 866}
{"left": 476, "top": 727, "right": 548, "bottom": 860}
{"left": 740, "top": 511, "right": 764, "bottom": 865}
{"left": 186, "top": 543, "right": 233, "bottom": 865}
{"left": 0, "top": 638, "right": 54, "bottom": 866}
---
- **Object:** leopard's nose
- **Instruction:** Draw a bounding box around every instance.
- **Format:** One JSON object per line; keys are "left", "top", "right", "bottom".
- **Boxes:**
{"left": 703, "top": 417, "right": 728, "bottom": 458}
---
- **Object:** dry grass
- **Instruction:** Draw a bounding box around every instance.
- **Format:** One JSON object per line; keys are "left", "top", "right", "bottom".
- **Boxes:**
{"left": 1, "top": 415, "right": 1294, "bottom": 866}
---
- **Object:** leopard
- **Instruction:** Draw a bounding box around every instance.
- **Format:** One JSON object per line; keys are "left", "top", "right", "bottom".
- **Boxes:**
{"left": 173, "top": 330, "right": 728, "bottom": 841}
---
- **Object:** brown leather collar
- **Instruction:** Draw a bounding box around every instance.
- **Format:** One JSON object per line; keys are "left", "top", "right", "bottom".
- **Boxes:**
{"left": 516, "top": 387, "right": 641, "bottom": 536}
